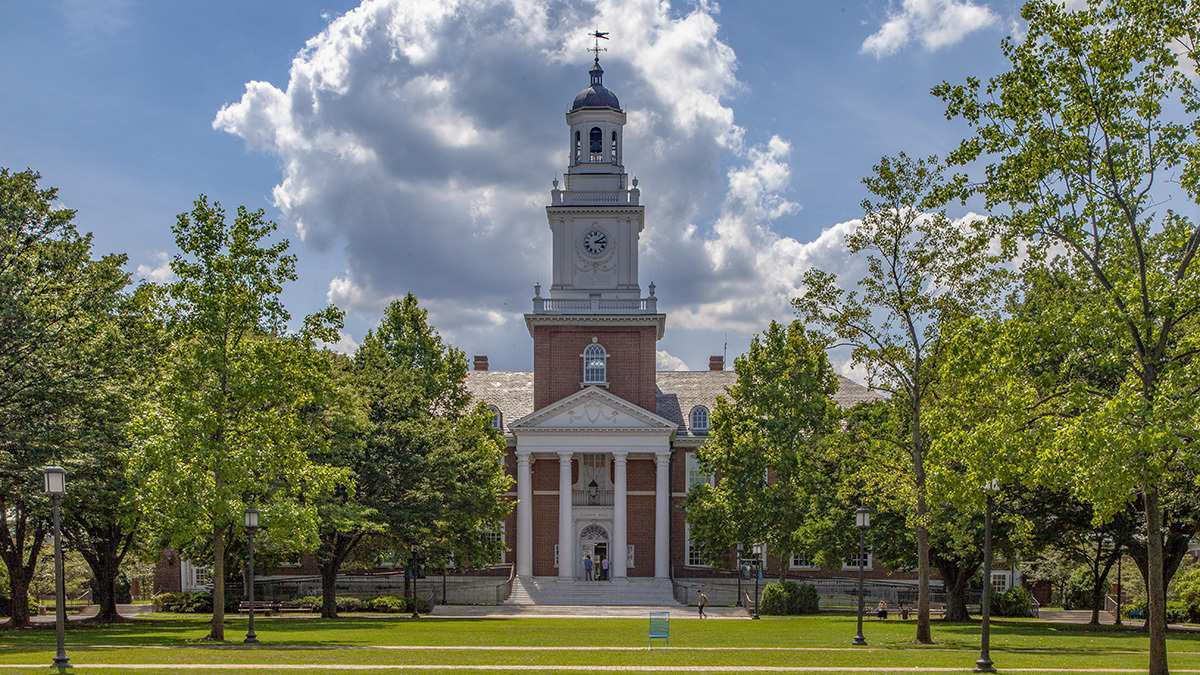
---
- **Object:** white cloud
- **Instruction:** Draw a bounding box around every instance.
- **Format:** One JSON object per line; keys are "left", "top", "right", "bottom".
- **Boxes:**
{"left": 214, "top": 0, "right": 863, "bottom": 369}
{"left": 656, "top": 349, "right": 689, "bottom": 371}
{"left": 862, "top": 0, "right": 997, "bottom": 58}
{"left": 135, "top": 252, "right": 175, "bottom": 283}
{"left": 323, "top": 331, "right": 360, "bottom": 354}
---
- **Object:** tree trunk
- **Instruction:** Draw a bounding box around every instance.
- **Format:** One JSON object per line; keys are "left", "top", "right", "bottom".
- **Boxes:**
{"left": 7, "top": 572, "right": 31, "bottom": 628}
{"left": 320, "top": 562, "right": 339, "bottom": 619}
{"left": 1143, "top": 484, "right": 1168, "bottom": 675}
{"left": 911, "top": 393, "right": 932, "bottom": 643}
{"left": 934, "top": 558, "right": 976, "bottom": 622}
{"left": 1089, "top": 579, "right": 1104, "bottom": 626}
{"left": 209, "top": 526, "right": 225, "bottom": 641}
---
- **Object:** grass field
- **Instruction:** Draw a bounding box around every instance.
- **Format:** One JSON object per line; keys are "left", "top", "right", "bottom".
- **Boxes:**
{"left": 1, "top": 613, "right": 1198, "bottom": 673}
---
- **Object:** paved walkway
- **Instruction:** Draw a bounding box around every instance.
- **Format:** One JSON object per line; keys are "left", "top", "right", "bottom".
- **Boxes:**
{"left": 28, "top": 603, "right": 153, "bottom": 624}
{"left": 431, "top": 604, "right": 748, "bottom": 619}
{"left": 3, "top": 665, "right": 1197, "bottom": 672}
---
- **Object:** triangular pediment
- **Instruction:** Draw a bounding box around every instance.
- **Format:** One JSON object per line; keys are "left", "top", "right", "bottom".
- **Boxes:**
{"left": 511, "top": 386, "right": 676, "bottom": 432}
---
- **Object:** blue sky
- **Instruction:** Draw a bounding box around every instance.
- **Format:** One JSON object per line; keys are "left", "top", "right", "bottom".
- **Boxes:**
{"left": 1, "top": 0, "right": 1019, "bottom": 373}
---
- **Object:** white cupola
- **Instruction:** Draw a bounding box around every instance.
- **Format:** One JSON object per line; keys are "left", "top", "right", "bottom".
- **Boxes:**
{"left": 566, "top": 57, "right": 626, "bottom": 175}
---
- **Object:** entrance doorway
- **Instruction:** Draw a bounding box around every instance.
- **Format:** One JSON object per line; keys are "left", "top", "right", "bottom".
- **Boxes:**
{"left": 579, "top": 523, "right": 609, "bottom": 580}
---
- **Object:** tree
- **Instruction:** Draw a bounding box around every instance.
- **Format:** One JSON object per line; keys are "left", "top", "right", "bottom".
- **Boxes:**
{"left": 684, "top": 321, "right": 842, "bottom": 573}
{"left": 935, "top": 1, "right": 1200, "bottom": 669}
{"left": 796, "top": 153, "right": 1002, "bottom": 643}
{"left": 127, "top": 197, "right": 346, "bottom": 640}
{"left": 351, "top": 294, "right": 511, "bottom": 615}
{"left": 0, "top": 168, "right": 128, "bottom": 626}
{"left": 61, "top": 285, "right": 165, "bottom": 622}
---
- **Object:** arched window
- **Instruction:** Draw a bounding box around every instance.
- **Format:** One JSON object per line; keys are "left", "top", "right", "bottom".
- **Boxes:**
{"left": 574, "top": 130, "right": 581, "bottom": 162}
{"left": 582, "top": 342, "right": 607, "bottom": 385}
{"left": 610, "top": 131, "right": 618, "bottom": 162}
{"left": 690, "top": 406, "right": 709, "bottom": 433}
{"left": 589, "top": 126, "right": 603, "bottom": 161}
{"left": 489, "top": 406, "right": 502, "bottom": 431}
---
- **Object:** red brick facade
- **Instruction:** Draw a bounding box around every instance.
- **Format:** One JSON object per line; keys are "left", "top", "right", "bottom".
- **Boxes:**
{"left": 532, "top": 325, "right": 657, "bottom": 410}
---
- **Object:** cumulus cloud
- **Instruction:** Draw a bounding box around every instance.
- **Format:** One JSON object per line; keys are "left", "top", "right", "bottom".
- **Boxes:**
{"left": 214, "top": 0, "right": 870, "bottom": 370}
{"left": 323, "top": 331, "right": 360, "bottom": 355}
{"left": 135, "top": 252, "right": 175, "bottom": 283}
{"left": 656, "top": 349, "right": 689, "bottom": 371}
{"left": 862, "top": 0, "right": 997, "bottom": 58}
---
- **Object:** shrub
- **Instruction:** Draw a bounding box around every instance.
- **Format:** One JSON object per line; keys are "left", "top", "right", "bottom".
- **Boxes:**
{"left": 335, "top": 596, "right": 364, "bottom": 612}
{"left": 991, "top": 586, "right": 1035, "bottom": 618}
{"left": 1061, "top": 568, "right": 1093, "bottom": 611}
{"left": 367, "top": 595, "right": 407, "bottom": 613}
{"left": 1123, "top": 599, "right": 1191, "bottom": 624}
{"left": 293, "top": 595, "right": 323, "bottom": 611}
{"left": 758, "top": 581, "right": 819, "bottom": 615}
{"left": 410, "top": 596, "right": 433, "bottom": 613}
{"left": 152, "top": 591, "right": 238, "bottom": 614}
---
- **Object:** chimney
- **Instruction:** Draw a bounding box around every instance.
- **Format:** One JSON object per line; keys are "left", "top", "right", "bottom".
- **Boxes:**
{"left": 474, "top": 355, "right": 489, "bottom": 371}
{"left": 708, "top": 355, "right": 724, "bottom": 371}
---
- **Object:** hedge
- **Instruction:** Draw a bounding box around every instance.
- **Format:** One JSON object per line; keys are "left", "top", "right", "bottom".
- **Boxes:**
{"left": 759, "top": 581, "right": 819, "bottom": 615}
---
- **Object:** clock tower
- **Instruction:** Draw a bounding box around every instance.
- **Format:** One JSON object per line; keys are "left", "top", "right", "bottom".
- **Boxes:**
{"left": 526, "top": 53, "right": 665, "bottom": 412}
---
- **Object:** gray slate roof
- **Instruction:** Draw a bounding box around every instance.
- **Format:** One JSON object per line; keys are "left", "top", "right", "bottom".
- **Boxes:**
{"left": 465, "top": 370, "right": 880, "bottom": 435}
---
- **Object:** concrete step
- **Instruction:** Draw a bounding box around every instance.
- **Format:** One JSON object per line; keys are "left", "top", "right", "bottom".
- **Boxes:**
{"left": 506, "top": 576, "right": 681, "bottom": 606}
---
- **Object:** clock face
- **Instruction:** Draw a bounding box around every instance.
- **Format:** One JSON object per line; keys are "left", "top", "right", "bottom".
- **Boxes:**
{"left": 582, "top": 229, "right": 609, "bottom": 257}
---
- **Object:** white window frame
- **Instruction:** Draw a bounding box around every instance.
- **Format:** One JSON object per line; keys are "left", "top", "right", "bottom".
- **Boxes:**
{"left": 553, "top": 544, "right": 559, "bottom": 568}
{"left": 627, "top": 544, "right": 635, "bottom": 569}
{"left": 991, "top": 572, "right": 1009, "bottom": 593}
{"left": 689, "top": 406, "right": 710, "bottom": 434}
{"left": 685, "top": 452, "right": 714, "bottom": 491}
{"left": 790, "top": 552, "right": 819, "bottom": 570}
{"left": 842, "top": 549, "right": 873, "bottom": 572}
{"left": 685, "top": 524, "right": 710, "bottom": 568}
{"left": 484, "top": 522, "right": 506, "bottom": 564}
{"left": 582, "top": 342, "right": 608, "bottom": 386}
{"left": 489, "top": 406, "right": 502, "bottom": 431}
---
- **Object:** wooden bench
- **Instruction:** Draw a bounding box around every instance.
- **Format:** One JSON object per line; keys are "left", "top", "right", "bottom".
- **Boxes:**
{"left": 238, "top": 600, "right": 306, "bottom": 616}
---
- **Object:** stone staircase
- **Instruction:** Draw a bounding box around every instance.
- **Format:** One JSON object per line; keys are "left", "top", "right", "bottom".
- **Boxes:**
{"left": 506, "top": 576, "right": 681, "bottom": 606}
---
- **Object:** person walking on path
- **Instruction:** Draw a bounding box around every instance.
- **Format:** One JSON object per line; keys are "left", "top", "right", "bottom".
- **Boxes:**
{"left": 601, "top": 556, "right": 610, "bottom": 581}
{"left": 698, "top": 588, "right": 709, "bottom": 619}
{"left": 583, "top": 554, "right": 594, "bottom": 581}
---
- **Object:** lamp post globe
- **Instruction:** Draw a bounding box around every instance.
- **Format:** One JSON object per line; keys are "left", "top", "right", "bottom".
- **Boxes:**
{"left": 853, "top": 505, "right": 870, "bottom": 646}
{"left": 244, "top": 507, "right": 260, "bottom": 645}
{"left": 42, "top": 466, "right": 70, "bottom": 671}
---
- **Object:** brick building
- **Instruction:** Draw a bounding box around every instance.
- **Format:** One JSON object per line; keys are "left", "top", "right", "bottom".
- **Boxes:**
{"left": 463, "top": 54, "right": 880, "bottom": 590}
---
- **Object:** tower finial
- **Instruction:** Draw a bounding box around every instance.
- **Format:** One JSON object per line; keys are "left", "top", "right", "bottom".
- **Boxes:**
{"left": 588, "top": 30, "right": 609, "bottom": 67}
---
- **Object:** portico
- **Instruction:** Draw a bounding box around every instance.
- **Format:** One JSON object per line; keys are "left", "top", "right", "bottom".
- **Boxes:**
{"left": 510, "top": 386, "right": 675, "bottom": 580}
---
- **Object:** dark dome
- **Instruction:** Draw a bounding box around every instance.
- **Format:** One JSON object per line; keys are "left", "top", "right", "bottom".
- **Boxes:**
{"left": 572, "top": 84, "right": 620, "bottom": 111}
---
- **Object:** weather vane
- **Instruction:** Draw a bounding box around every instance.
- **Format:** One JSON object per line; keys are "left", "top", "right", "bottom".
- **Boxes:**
{"left": 588, "top": 30, "right": 609, "bottom": 62}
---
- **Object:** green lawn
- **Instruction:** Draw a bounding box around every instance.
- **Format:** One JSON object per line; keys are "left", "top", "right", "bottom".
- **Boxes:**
{"left": 0, "top": 613, "right": 1197, "bottom": 673}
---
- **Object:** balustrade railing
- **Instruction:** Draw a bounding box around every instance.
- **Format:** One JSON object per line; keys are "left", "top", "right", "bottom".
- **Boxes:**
{"left": 551, "top": 189, "right": 640, "bottom": 206}
{"left": 532, "top": 296, "right": 657, "bottom": 314}
{"left": 573, "top": 488, "right": 614, "bottom": 506}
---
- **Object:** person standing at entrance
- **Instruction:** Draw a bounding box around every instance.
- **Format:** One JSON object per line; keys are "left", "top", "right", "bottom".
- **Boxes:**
{"left": 583, "top": 554, "right": 594, "bottom": 581}
{"left": 601, "top": 556, "right": 610, "bottom": 581}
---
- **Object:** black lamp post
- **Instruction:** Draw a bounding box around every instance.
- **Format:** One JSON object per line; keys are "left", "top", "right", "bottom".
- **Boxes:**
{"left": 244, "top": 507, "right": 260, "bottom": 645}
{"left": 43, "top": 466, "right": 70, "bottom": 672}
{"left": 735, "top": 542, "right": 744, "bottom": 607}
{"left": 976, "top": 478, "right": 999, "bottom": 673}
{"left": 752, "top": 544, "right": 763, "bottom": 620}
{"left": 1115, "top": 546, "right": 1123, "bottom": 626}
{"left": 853, "top": 505, "right": 870, "bottom": 646}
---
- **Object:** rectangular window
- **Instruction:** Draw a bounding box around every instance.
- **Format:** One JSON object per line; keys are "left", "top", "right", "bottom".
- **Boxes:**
{"left": 553, "top": 544, "right": 559, "bottom": 569}
{"left": 790, "top": 552, "right": 818, "bottom": 570}
{"left": 991, "top": 572, "right": 1009, "bottom": 592}
{"left": 483, "top": 522, "right": 505, "bottom": 564}
{"left": 685, "top": 453, "right": 713, "bottom": 491}
{"left": 627, "top": 545, "right": 635, "bottom": 569}
{"left": 685, "top": 525, "right": 709, "bottom": 567}
{"left": 842, "top": 549, "right": 873, "bottom": 571}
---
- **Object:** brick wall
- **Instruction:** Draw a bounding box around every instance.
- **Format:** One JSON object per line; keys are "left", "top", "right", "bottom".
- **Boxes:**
{"left": 154, "top": 548, "right": 181, "bottom": 593}
{"left": 533, "top": 325, "right": 657, "bottom": 410}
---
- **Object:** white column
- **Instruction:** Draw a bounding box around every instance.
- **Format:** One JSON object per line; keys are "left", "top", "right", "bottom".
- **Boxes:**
{"left": 654, "top": 451, "right": 671, "bottom": 578}
{"left": 612, "top": 452, "right": 628, "bottom": 578}
{"left": 516, "top": 452, "right": 532, "bottom": 577}
{"left": 558, "top": 451, "right": 574, "bottom": 579}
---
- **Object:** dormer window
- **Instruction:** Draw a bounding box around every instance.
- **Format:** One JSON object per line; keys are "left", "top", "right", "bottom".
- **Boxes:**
{"left": 690, "top": 406, "right": 710, "bottom": 434}
{"left": 582, "top": 342, "right": 607, "bottom": 385}
{"left": 489, "top": 406, "right": 502, "bottom": 431}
